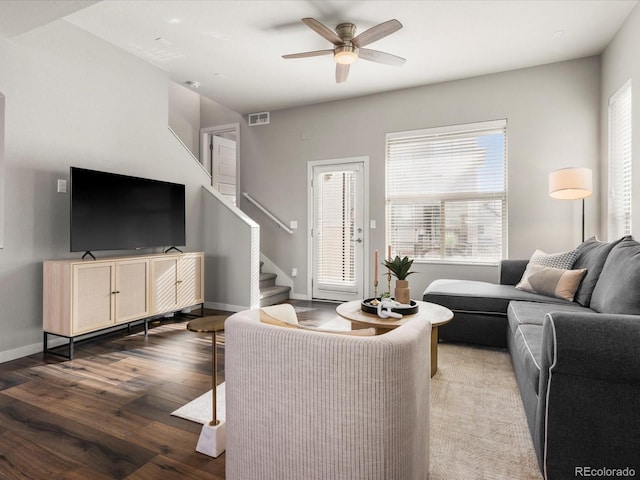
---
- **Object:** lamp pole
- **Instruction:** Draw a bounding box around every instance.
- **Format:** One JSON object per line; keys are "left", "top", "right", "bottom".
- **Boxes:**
{"left": 581, "top": 198, "right": 585, "bottom": 242}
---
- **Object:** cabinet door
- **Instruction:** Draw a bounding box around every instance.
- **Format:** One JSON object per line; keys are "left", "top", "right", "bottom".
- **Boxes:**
{"left": 178, "top": 253, "right": 204, "bottom": 308}
{"left": 115, "top": 258, "right": 149, "bottom": 323}
{"left": 72, "top": 262, "right": 115, "bottom": 334}
{"left": 150, "top": 256, "right": 179, "bottom": 314}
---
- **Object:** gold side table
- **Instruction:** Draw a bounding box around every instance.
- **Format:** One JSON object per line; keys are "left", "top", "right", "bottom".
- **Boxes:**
{"left": 187, "top": 315, "right": 227, "bottom": 426}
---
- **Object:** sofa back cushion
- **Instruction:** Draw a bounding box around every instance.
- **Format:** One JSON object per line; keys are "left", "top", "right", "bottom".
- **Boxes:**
{"left": 591, "top": 237, "right": 640, "bottom": 314}
{"left": 573, "top": 236, "right": 626, "bottom": 307}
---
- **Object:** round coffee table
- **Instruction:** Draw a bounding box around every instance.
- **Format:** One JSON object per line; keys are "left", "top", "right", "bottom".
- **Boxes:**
{"left": 336, "top": 300, "right": 453, "bottom": 377}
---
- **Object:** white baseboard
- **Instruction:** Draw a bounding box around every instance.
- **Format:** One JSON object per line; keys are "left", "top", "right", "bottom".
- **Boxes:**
{"left": 0, "top": 335, "right": 75, "bottom": 364}
{"left": 0, "top": 342, "right": 44, "bottom": 364}
{"left": 0, "top": 342, "right": 43, "bottom": 363}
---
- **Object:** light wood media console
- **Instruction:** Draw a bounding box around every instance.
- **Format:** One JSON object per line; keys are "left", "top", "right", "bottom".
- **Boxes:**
{"left": 43, "top": 251, "right": 204, "bottom": 359}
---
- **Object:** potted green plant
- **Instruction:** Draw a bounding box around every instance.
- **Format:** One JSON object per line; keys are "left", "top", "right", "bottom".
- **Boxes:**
{"left": 382, "top": 255, "right": 416, "bottom": 304}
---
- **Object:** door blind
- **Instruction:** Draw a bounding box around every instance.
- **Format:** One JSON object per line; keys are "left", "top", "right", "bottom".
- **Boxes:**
{"left": 386, "top": 120, "right": 507, "bottom": 264}
{"left": 315, "top": 170, "right": 356, "bottom": 290}
{"left": 608, "top": 80, "right": 632, "bottom": 240}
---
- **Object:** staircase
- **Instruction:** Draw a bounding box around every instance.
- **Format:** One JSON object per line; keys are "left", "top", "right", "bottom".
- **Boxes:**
{"left": 260, "top": 262, "right": 291, "bottom": 306}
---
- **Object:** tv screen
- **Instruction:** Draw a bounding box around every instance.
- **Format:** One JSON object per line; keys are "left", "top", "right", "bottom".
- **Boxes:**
{"left": 70, "top": 167, "right": 186, "bottom": 253}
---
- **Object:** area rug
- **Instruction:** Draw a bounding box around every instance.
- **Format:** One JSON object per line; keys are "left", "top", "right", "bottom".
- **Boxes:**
{"left": 171, "top": 383, "right": 226, "bottom": 424}
{"left": 430, "top": 344, "right": 541, "bottom": 479}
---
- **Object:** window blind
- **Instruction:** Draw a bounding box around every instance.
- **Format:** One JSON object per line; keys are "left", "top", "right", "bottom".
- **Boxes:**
{"left": 386, "top": 120, "right": 507, "bottom": 264}
{"left": 608, "top": 80, "right": 632, "bottom": 240}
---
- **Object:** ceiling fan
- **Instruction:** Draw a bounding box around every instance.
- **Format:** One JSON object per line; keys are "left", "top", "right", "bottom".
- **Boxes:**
{"left": 282, "top": 18, "right": 406, "bottom": 83}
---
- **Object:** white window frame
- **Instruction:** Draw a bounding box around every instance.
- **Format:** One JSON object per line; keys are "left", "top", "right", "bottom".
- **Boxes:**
{"left": 385, "top": 119, "right": 507, "bottom": 265}
{"left": 608, "top": 79, "right": 632, "bottom": 240}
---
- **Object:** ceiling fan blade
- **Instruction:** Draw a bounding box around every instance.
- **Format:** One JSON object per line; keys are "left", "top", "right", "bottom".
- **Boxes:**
{"left": 352, "top": 19, "right": 402, "bottom": 48}
{"left": 302, "top": 17, "right": 342, "bottom": 46}
{"left": 282, "top": 49, "right": 334, "bottom": 59}
{"left": 358, "top": 48, "right": 406, "bottom": 66}
{"left": 336, "top": 63, "right": 350, "bottom": 83}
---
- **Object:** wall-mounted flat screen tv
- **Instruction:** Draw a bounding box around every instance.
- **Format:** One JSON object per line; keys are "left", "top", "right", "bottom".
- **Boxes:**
{"left": 70, "top": 167, "right": 186, "bottom": 253}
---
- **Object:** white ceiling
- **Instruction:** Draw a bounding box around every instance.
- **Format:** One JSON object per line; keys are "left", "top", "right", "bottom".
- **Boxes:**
{"left": 5, "top": 1, "right": 639, "bottom": 115}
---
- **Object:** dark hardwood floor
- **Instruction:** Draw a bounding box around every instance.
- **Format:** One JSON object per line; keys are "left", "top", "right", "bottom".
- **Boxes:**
{"left": 0, "top": 301, "right": 340, "bottom": 479}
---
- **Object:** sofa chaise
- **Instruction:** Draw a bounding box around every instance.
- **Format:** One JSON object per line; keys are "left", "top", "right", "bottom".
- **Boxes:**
{"left": 423, "top": 236, "right": 640, "bottom": 479}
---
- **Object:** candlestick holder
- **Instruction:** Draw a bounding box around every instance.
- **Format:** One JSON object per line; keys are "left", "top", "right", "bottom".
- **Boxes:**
{"left": 386, "top": 271, "right": 392, "bottom": 298}
{"left": 373, "top": 280, "right": 378, "bottom": 299}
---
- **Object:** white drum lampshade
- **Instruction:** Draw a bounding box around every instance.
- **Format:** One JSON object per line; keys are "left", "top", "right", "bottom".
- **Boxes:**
{"left": 549, "top": 167, "right": 593, "bottom": 200}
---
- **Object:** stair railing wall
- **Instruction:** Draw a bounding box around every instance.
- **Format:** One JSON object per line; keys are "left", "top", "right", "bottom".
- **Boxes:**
{"left": 168, "top": 125, "right": 211, "bottom": 178}
{"left": 203, "top": 185, "right": 261, "bottom": 311}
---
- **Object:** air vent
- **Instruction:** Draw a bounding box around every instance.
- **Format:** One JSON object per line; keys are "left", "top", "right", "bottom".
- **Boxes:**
{"left": 248, "top": 111, "right": 270, "bottom": 126}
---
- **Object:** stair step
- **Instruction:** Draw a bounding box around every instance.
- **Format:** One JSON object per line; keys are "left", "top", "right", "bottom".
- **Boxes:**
{"left": 260, "top": 285, "right": 291, "bottom": 307}
{"left": 259, "top": 272, "right": 277, "bottom": 288}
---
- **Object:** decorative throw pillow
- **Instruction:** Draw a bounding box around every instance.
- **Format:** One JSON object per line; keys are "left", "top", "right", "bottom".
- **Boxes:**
{"left": 259, "top": 314, "right": 298, "bottom": 328}
{"left": 529, "top": 248, "right": 579, "bottom": 270}
{"left": 259, "top": 304, "right": 375, "bottom": 336}
{"left": 259, "top": 304, "right": 299, "bottom": 326}
{"left": 296, "top": 324, "right": 376, "bottom": 336}
{"left": 516, "top": 264, "right": 586, "bottom": 301}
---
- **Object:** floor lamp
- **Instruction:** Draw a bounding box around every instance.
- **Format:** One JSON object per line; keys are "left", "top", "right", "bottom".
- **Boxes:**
{"left": 549, "top": 167, "right": 593, "bottom": 242}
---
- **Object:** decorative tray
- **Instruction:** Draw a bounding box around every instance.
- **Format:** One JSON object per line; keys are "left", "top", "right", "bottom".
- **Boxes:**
{"left": 361, "top": 298, "right": 418, "bottom": 315}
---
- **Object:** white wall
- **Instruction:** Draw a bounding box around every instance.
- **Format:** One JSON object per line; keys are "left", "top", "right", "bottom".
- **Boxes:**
{"left": 168, "top": 81, "right": 201, "bottom": 158}
{"left": 601, "top": 4, "right": 639, "bottom": 239}
{"left": 0, "top": 20, "right": 211, "bottom": 361}
{"left": 241, "top": 57, "right": 601, "bottom": 299}
{"left": 201, "top": 95, "right": 245, "bottom": 130}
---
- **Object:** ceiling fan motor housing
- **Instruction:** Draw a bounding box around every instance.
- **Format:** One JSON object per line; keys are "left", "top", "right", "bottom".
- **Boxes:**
{"left": 336, "top": 23, "right": 357, "bottom": 42}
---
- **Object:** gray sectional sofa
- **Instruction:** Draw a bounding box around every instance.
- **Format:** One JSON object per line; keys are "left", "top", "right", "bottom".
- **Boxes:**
{"left": 423, "top": 236, "right": 640, "bottom": 479}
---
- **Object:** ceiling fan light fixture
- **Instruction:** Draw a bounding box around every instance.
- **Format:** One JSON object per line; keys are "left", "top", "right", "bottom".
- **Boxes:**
{"left": 334, "top": 46, "right": 358, "bottom": 65}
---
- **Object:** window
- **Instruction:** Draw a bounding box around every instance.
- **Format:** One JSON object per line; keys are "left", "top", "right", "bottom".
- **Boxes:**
{"left": 386, "top": 119, "right": 507, "bottom": 264}
{"left": 608, "top": 80, "right": 632, "bottom": 240}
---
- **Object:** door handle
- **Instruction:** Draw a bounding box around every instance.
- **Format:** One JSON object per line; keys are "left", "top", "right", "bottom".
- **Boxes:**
{"left": 352, "top": 237, "right": 363, "bottom": 243}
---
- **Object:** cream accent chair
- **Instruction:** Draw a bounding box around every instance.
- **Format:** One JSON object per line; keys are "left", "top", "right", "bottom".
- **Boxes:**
{"left": 225, "top": 305, "right": 431, "bottom": 480}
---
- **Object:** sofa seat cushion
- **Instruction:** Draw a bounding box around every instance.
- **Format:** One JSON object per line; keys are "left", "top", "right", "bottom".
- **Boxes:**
{"left": 424, "top": 279, "right": 572, "bottom": 315}
{"left": 511, "top": 324, "right": 544, "bottom": 394}
{"left": 507, "top": 300, "right": 592, "bottom": 337}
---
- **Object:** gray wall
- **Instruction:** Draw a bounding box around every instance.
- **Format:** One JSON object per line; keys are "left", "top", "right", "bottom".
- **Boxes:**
{"left": 0, "top": 20, "right": 211, "bottom": 361}
{"left": 601, "top": 4, "right": 639, "bottom": 239}
{"left": 241, "top": 57, "right": 602, "bottom": 299}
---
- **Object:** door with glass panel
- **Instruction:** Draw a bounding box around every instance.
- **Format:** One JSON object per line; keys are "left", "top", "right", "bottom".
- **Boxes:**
{"left": 311, "top": 160, "right": 365, "bottom": 301}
